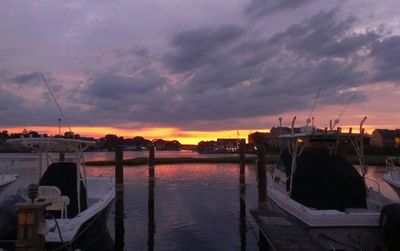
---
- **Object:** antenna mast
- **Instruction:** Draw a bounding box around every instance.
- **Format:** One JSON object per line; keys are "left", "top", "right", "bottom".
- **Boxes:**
{"left": 40, "top": 74, "right": 72, "bottom": 134}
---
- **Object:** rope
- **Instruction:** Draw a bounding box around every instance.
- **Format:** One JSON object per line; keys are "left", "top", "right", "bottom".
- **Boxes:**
{"left": 46, "top": 213, "right": 73, "bottom": 251}
{"left": 49, "top": 209, "right": 104, "bottom": 251}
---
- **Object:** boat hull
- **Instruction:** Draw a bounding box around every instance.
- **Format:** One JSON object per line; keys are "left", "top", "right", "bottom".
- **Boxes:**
{"left": 384, "top": 172, "right": 400, "bottom": 198}
{"left": 46, "top": 198, "right": 114, "bottom": 251}
{"left": 0, "top": 197, "right": 114, "bottom": 251}
{"left": 266, "top": 169, "right": 388, "bottom": 250}
{"left": 267, "top": 194, "right": 383, "bottom": 251}
{"left": 0, "top": 174, "right": 18, "bottom": 188}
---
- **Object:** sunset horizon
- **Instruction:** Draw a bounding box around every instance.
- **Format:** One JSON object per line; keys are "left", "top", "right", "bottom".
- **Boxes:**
{"left": 1, "top": 1, "right": 400, "bottom": 250}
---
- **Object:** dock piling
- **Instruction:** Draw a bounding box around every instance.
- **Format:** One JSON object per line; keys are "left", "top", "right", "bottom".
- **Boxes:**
{"left": 147, "top": 143, "right": 155, "bottom": 251}
{"left": 59, "top": 152, "right": 65, "bottom": 162}
{"left": 239, "top": 148, "right": 247, "bottom": 251}
{"left": 147, "top": 170, "right": 155, "bottom": 251}
{"left": 239, "top": 139, "right": 246, "bottom": 180}
{"left": 148, "top": 144, "right": 155, "bottom": 178}
{"left": 256, "top": 144, "right": 267, "bottom": 208}
{"left": 115, "top": 146, "right": 125, "bottom": 251}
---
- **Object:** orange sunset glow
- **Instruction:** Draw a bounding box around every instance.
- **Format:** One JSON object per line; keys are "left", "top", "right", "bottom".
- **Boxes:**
{"left": 3, "top": 126, "right": 268, "bottom": 144}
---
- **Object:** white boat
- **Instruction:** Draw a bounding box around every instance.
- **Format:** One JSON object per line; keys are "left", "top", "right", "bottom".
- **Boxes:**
{"left": 267, "top": 117, "right": 397, "bottom": 251}
{"left": 384, "top": 157, "right": 400, "bottom": 197}
{"left": 0, "top": 137, "right": 115, "bottom": 250}
{"left": 0, "top": 159, "right": 18, "bottom": 188}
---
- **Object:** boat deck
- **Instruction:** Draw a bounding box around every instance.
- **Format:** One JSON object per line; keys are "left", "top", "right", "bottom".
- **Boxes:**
{"left": 250, "top": 207, "right": 323, "bottom": 251}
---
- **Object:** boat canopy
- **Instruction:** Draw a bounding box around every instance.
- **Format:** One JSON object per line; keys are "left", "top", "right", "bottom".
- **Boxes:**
{"left": 7, "top": 137, "right": 95, "bottom": 153}
{"left": 7, "top": 136, "right": 94, "bottom": 214}
{"left": 278, "top": 131, "right": 368, "bottom": 140}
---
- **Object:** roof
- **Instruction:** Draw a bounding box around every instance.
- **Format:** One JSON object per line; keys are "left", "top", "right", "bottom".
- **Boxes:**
{"left": 7, "top": 137, "right": 95, "bottom": 152}
{"left": 278, "top": 131, "right": 368, "bottom": 140}
{"left": 374, "top": 129, "right": 400, "bottom": 138}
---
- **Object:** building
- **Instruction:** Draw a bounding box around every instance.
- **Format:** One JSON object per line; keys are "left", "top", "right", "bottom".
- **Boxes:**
{"left": 248, "top": 127, "right": 299, "bottom": 149}
{"left": 248, "top": 132, "right": 268, "bottom": 146}
{"left": 371, "top": 129, "right": 400, "bottom": 148}
{"left": 216, "top": 138, "right": 243, "bottom": 153}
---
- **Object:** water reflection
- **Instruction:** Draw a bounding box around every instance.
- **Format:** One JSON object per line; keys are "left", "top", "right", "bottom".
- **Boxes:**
{"left": 3, "top": 154, "right": 396, "bottom": 251}
{"left": 239, "top": 163, "right": 247, "bottom": 251}
{"left": 148, "top": 167, "right": 155, "bottom": 251}
{"left": 365, "top": 166, "right": 399, "bottom": 201}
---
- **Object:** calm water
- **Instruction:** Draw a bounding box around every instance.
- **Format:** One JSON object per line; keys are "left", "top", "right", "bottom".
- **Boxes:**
{"left": 0, "top": 151, "right": 398, "bottom": 250}
{"left": 0, "top": 152, "right": 263, "bottom": 251}
{"left": 0, "top": 150, "right": 249, "bottom": 162}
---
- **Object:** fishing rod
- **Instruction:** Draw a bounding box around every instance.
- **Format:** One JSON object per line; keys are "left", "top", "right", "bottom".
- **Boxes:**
{"left": 306, "top": 88, "right": 321, "bottom": 128}
{"left": 331, "top": 92, "right": 357, "bottom": 130}
{"left": 40, "top": 74, "right": 73, "bottom": 134}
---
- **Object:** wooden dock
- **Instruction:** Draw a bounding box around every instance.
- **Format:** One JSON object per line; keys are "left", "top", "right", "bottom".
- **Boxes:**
{"left": 250, "top": 208, "right": 323, "bottom": 251}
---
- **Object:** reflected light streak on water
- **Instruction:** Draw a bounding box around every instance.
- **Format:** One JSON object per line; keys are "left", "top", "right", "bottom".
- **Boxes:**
{"left": 86, "top": 163, "right": 260, "bottom": 251}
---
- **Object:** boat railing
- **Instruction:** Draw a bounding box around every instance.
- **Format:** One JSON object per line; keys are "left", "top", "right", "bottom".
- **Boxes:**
{"left": 364, "top": 176, "right": 381, "bottom": 193}
{"left": 385, "top": 157, "right": 400, "bottom": 181}
{"left": 0, "top": 158, "right": 16, "bottom": 174}
{"left": 385, "top": 157, "right": 400, "bottom": 170}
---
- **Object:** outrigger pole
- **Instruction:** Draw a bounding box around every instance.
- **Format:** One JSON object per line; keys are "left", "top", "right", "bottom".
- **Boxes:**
{"left": 350, "top": 116, "right": 368, "bottom": 177}
{"left": 288, "top": 116, "right": 305, "bottom": 196}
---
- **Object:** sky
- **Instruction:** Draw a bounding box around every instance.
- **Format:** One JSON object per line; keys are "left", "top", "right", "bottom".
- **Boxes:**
{"left": 0, "top": 0, "right": 399, "bottom": 144}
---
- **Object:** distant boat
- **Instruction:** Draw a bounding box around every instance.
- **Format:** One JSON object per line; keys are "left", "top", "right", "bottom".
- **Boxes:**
{"left": 0, "top": 137, "right": 115, "bottom": 250}
{"left": 0, "top": 159, "right": 18, "bottom": 189}
{"left": 383, "top": 157, "right": 400, "bottom": 197}
{"left": 267, "top": 119, "right": 397, "bottom": 250}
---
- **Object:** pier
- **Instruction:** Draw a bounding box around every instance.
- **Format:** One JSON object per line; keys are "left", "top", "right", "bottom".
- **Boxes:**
{"left": 250, "top": 208, "right": 323, "bottom": 251}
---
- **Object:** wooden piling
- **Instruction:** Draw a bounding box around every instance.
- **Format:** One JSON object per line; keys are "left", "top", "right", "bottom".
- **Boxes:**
{"left": 147, "top": 143, "right": 155, "bottom": 251}
{"left": 239, "top": 139, "right": 246, "bottom": 169}
{"left": 239, "top": 157, "right": 247, "bottom": 251}
{"left": 147, "top": 174, "right": 155, "bottom": 251}
{"left": 59, "top": 152, "right": 65, "bottom": 161}
{"left": 115, "top": 146, "right": 124, "bottom": 251}
{"left": 148, "top": 144, "right": 155, "bottom": 178}
{"left": 256, "top": 144, "right": 267, "bottom": 207}
{"left": 258, "top": 229, "right": 268, "bottom": 250}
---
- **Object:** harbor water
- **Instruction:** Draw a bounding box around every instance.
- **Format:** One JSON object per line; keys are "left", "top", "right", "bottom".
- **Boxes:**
{"left": 0, "top": 151, "right": 398, "bottom": 250}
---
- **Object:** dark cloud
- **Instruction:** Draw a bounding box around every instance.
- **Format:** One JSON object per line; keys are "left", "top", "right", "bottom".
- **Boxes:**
{"left": 371, "top": 36, "right": 400, "bottom": 81}
{"left": 0, "top": 89, "right": 22, "bottom": 110}
{"left": 86, "top": 71, "right": 165, "bottom": 100}
{"left": 13, "top": 71, "right": 41, "bottom": 85}
{"left": 268, "top": 10, "right": 381, "bottom": 59}
{"left": 146, "top": 8, "right": 391, "bottom": 129}
{"left": 0, "top": 70, "right": 42, "bottom": 85}
{"left": 164, "top": 25, "right": 245, "bottom": 73}
{"left": 245, "top": 0, "right": 315, "bottom": 17}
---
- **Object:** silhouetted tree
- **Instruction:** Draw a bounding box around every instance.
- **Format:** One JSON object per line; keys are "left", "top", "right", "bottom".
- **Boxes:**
{"left": 102, "top": 134, "right": 124, "bottom": 150}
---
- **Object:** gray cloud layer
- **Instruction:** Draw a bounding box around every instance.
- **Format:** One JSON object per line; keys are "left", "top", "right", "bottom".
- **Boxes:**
{"left": 245, "top": 0, "right": 316, "bottom": 17}
{"left": 0, "top": 1, "right": 399, "bottom": 131}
